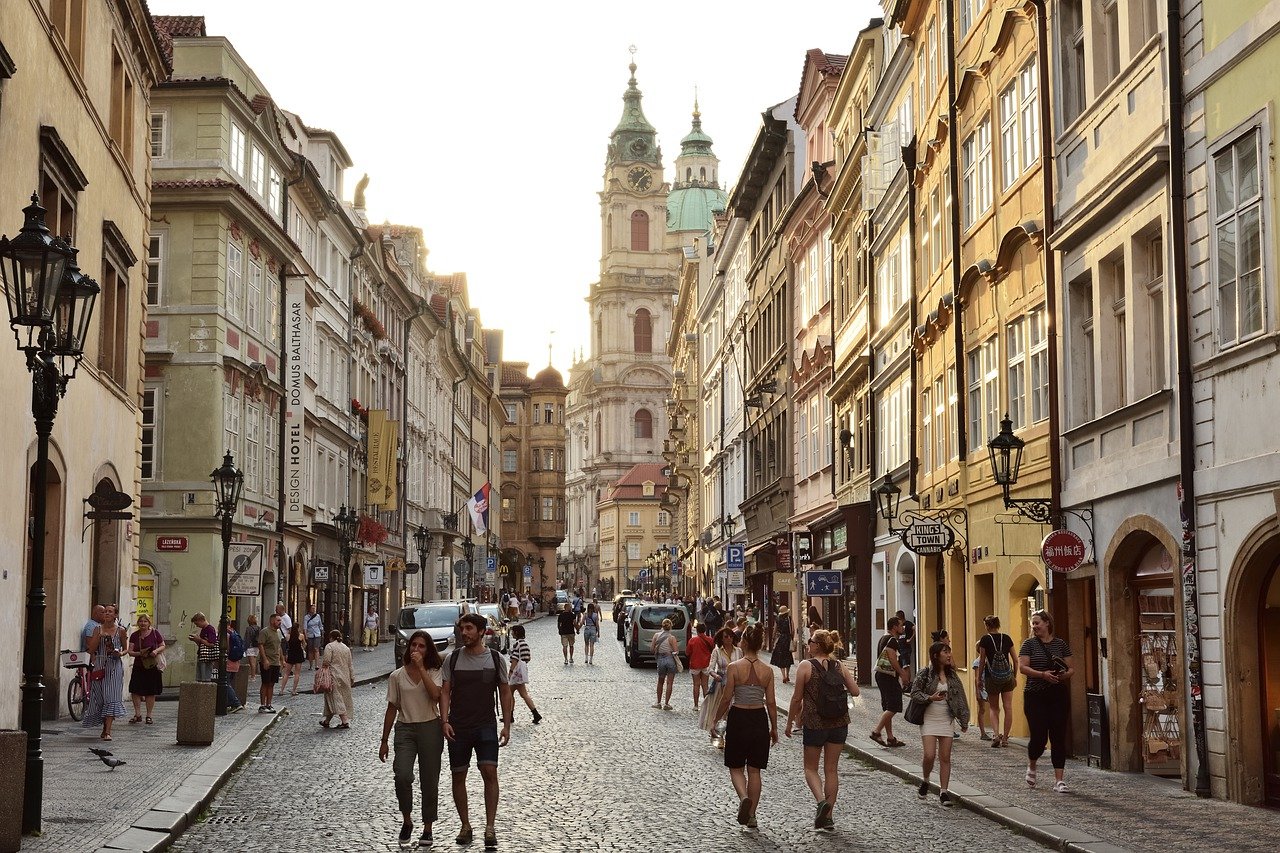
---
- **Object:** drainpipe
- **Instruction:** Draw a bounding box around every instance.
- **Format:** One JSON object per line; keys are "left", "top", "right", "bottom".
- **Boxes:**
{"left": 905, "top": 139, "right": 919, "bottom": 502}
{"left": 1166, "top": 0, "right": 1210, "bottom": 799}
{"left": 945, "top": 0, "right": 966, "bottom": 461}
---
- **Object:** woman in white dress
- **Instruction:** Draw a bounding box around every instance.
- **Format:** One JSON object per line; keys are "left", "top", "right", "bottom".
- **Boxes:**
{"left": 909, "top": 641, "right": 970, "bottom": 807}
{"left": 699, "top": 628, "right": 741, "bottom": 743}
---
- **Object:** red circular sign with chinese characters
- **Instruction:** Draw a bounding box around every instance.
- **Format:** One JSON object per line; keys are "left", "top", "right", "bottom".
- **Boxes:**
{"left": 1041, "top": 529, "right": 1087, "bottom": 573}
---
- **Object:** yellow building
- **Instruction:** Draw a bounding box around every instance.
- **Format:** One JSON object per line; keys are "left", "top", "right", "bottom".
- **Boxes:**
{"left": 0, "top": 0, "right": 167, "bottom": 723}
{"left": 597, "top": 463, "right": 674, "bottom": 596}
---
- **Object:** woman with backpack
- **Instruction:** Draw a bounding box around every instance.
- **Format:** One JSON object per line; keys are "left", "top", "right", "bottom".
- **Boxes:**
{"left": 910, "top": 641, "right": 970, "bottom": 807}
{"left": 976, "top": 614, "right": 1017, "bottom": 746}
{"left": 784, "top": 629, "right": 860, "bottom": 830}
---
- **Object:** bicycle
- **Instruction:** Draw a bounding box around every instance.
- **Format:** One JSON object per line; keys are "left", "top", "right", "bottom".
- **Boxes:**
{"left": 60, "top": 648, "right": 93, "bottom": 721}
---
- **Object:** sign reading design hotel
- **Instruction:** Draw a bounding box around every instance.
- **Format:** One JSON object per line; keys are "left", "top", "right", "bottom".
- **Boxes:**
{"left": 285, "top": 278, "right": 306, "bottom": 525}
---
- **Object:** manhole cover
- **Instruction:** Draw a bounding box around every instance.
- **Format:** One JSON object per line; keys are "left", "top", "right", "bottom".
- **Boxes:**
{"left": 205, "top": 813, "right": 254, "bottom": 825}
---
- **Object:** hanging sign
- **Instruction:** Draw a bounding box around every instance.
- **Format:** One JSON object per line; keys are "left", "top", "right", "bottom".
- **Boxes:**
{"left": 312, "top": 562, "right": 331, "bottom": 584}
{"left": 774, "top": 534, "right": 793, "bottom": 571}
{"left": 804, "top": 570, "right": 843, "bottom": 597}
{"left": 1042, "top": 529, "right": 1087, "bottom": 573}
{"left": 725, "top": 544, "right": 745, "bottom": 569}
{"left": 284, "top": 277, "right": 306, "bottom": 525}
{"left": 364, "top": 563, "right": 386, "bottom": 586}
{"left": 902, "top": 519, "right": 954, "bottom": 556}
{"left": 793, "top": 532, "right": 813, "bottom": 564}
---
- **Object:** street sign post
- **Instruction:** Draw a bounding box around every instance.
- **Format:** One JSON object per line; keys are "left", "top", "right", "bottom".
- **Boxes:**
{"left": 804, "top": 570, "right": 843, "bottom": 597}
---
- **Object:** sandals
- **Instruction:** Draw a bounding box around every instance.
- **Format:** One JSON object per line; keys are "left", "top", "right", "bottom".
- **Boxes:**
{"left": 869, "top": 731, "right": 886, "bottom": 745}
{"left": 128, "top": 715, "right": 143, "bottom": 724}
{"left": 145, "top": 716, "right": 153, "bottom": 725}
{"left": 886, "top": 738, "right": 907, "bottom": 747}
{"left": 1026, "top": 767, "right": 1037, "bottom": 787}
{"left": 736, "top": 797, "right": 752, "bottom": 825}
{"left": 319, "top": 719, "right": 331, "bottom": 728}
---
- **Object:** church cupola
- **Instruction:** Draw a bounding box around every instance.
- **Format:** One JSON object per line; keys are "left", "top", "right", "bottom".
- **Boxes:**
{"left": 607, "top": 56, "right": 660, "bottom": 167}
{"left": 667, "top": 95, "right": 727, "bottom": 236}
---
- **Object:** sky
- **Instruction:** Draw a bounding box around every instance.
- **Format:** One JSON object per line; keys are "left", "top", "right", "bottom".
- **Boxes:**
{"left": 150, "top": 0, "right": 884, "bottom": 375}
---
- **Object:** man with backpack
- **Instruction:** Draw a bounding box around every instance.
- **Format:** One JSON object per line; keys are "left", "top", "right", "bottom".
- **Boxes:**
{"left": 782, "top": 629, "right": 860, "bottom": 830}
{"left": 440, "top": 613, "right": 513, "bottom": 851}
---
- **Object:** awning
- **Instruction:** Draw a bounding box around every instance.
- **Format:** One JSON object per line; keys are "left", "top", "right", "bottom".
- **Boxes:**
{"left": 744, "top": 540, "right": 775, "bottom": 558}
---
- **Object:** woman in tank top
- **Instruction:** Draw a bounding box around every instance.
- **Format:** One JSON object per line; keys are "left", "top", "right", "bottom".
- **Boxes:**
{"left": 712, "top": 624, "right": 777, "bottom": 830}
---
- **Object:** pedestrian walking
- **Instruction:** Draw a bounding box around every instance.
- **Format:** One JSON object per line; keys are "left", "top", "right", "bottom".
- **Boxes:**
{"left": 869, "top": 616, "right": 909, "bottom": 748}
{"left": 711, "top": 624, "right": 778, "bottom": 829}
{"left": 895, "top": 609, "right": 916, "bottom": 673}
{"left": 304, "top": 604, "right": 325, "bottom": 670}
{"left": 507, "top": 625, "right": 541, "bottom": 724}
{"left": 614, "top": 598, "right": 628, "bottom": 642}
{"left": 242, "top": 613, "right": 261, "bottom": 680}
{"left": 971, "top": 649, "right": 991, "bottom": 741}
{"left": 687, "top": 623, "right": 716, "bottom": 710}
{"left": 126, "top": 614, "right": 165, "bottom": 725}
{"left": 189, "top": 613, "right": 218, "bottom": 683}
{"left": 806, "top": 604, "right": 823, "bottom": 631}
{"left": 284, "top": 622, "right": 306, "bottom": 695}
{"left": 363, "top": 605, "right": 381, "bottom": 649}
{"left": 84, "top": 604, "right": 127, "bottom": 740}
{"left": 650, "top": 617, "right": 679, "bottom": 710}
{"left": 770, "top": 605, "right": 795, "bottom": 683}
{"left": 977, "top": 614, "right": 1017, "bottom": 747}
{"left": 524, "top": 595, "right": 535, "bottom": 620}
{"left": 257, "top": 612, "right": 284, "bottom": 713}
{"left": 275, "top": 603, "right": 293, "bottom": 635}
{"left": 320, "top": 629, "right": 356, "bottom": 728}
{"left": 222, "top": 620, "right": 245, "bottom": 712}
{"left": 784, "top": 629, "right": 860, "bottom": 830}
{"left": 440, "top": 613, "right": 514, "bottom": 850}
{"left": 702, "top": 596, "right": 725, "bottom": 636}
{"left": 700, "top": 627, "right": 741, "bottom": 741}
{"left": 1019, "top": 609, "right": 1074, "bottom": 792}
{"left": 337, "top": 608, "right": 351, "bottom": 645}
{"left": 380, "top": 629, "right": 444, "bottom": 849}
{"left": 911, "top": 641, "right": 971, "bottom": 807}
{"left": 557, "top": 603, "right": 577, "bottom": 664}
{"left": 580, "top": 602, "right": 601, "bottom": 665}
{"left": 81, "top": 604, "right": 104, "bottom": 651}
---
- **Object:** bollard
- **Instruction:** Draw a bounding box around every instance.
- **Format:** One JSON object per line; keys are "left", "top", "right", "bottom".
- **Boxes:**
{"left": 176, "top": 681, "right": 217, "bottom": 745}
{"left": 0, "top": 731, "right": 24, "bottom": 852}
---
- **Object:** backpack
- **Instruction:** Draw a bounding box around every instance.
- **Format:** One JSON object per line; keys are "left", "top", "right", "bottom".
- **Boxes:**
{"left": 985, "top": 633, "right": 1014, "bottom": 679}
{"left": 811, "top": 657, "right": 848, "bottom": 718}
{"left": 227, "top": 630, "right": 245, "bottom": 662}
{"left": 448, "top": 648, "right": 504, "bottom": 718}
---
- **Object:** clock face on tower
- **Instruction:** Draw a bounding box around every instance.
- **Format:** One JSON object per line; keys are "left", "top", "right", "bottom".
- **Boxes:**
{"left": 626, "top": 167, "right": 653, "bottom": 192}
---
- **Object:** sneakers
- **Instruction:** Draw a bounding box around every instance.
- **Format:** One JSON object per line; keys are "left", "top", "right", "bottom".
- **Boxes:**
{"left": 651, "top": 702, "right": 663, "bottom": 709}
{"left": 531, "top": 709, "right": 542, "bottom": 725}
{"left": 258, "top": 705, "right": 276, "bottom": 714}
{"left": 980, "top": 732, "right": 993, "bottom": 741}
{"left": 399, "top": 822, "right": 413, "bottom": 846}
{"left": 483, "top": 826, "right": 497, "bottom": 849}
{"left": 455, "top": 824, "right": 472, "bottom": 845}
{"left": 418, "top": 830, "right": 432, "bottom": 847}
{"left": 229, "top": 704, "right": 244, "bottom": 714}
{"left": 814, "top": 800, "right": 833, "bottom": 828}
{"left": 736, "top": 797, "right": 752, "bottom": 825}
{"left": 663, "top": 704, "right": 673, "bottom": 711}
{"left": 940, "top": 790, "right": 955, "bottom": 808}
{"left": 1053, "top": 780, "right": 1069, "bottom": 793}
{"left": 917, "top": 781, "right": 929, "bottom": 799}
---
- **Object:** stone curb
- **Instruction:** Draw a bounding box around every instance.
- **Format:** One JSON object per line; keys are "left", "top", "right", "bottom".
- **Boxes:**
{"left": 93, "top": 711, "right": 283, "bottom": 853}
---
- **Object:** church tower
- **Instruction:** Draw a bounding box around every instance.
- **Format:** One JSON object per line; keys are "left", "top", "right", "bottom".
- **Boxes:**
{"left": 666, "top": 97, "right": 728, "bottom": 249}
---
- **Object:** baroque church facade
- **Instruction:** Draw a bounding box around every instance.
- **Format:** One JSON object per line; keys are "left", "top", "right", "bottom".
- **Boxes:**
{"left": 563, "top": 61, "right": 727, "bottom": 596}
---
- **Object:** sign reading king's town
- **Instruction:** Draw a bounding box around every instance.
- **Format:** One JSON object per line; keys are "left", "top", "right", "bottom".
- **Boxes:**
{"left": 902, "top": 519, "right": 954, "bottom": 556}
{"left": 1042, "top": 529, "right": 1087, "bottom": 573}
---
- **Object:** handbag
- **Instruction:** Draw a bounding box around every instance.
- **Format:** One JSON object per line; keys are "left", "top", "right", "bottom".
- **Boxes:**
{"left": 903, "top": 696, "right": 926, "bottom": 725}
{"left": 313, "top": 666, "right": 333, "bottom": 694}
{"left": 155, "top": 651, "right": 168, "bottom": 672}
{"left": 675, "top": 656, "right": 685, "bottom": 673}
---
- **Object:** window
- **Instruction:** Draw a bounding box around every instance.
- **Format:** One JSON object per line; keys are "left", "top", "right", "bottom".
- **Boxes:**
{"left": 947, "top": 367, "right": 958, "bottom": 460}
{"left": 541, "top": 497, "right": 555, "bottom": 521}
{"left": 504, "top": 403, "right": 517, "bottom": 422}
{"left": 810, "top": 397, "right": 821, "bottom": 473}
{"left": 1019, "top": 63, "right": 1039, "bottom": 170}
{"left": 49, "top": 0, "right": 86, "bottom": 71}
{"left": 959, "top": 0, "right": 975, "bottom": 37}
{"left": 634, "top": 308, "right": 653, "bottom": 353}
{"left": 1100, "top": 250, "right": 1127, "bottom": 411}
{"left": 141, "top": 386, "right": 158, "bottom": 480}
{"left": 962, "top": 119, "right": 992, "bottom": 227}
{"left": 150, "top": 112, "right": 167, "bottom": 158}
{"left": 967, "top": 348, "right": 983, "bottom": 447}
{"left": 930, "top": 187, "right": 942, "bottom": 272}
{"left": 1007, "top": 318, "right": 1026, "bottom": 429}
{"left": 250, "top": 146, "right": 265, "bottom": 196}
{"left": 266, "top": 272, "right": 279, "bottom": 345}
{"left": 1062, "top": 1, "right": 1087, "bottom": 125}
{"left": 230, "top": 123, "right": 246, "bottom": 175}
{"left": 1214, "top": 128, "right": 1264, "bottom": 346}
{"left": 543, "top": 403, "right": 554, "bottom": 424}
{"left": 628, "top": 511, "right": 640, "bottom": 527}
{"left": 627, "top": 541, "right": 641, "bottom": 560}
{"left": 226, "top": 242, "right": 243, "bottom": 320}
{"left": 98, "top": 230, "right": 133, "bottom": 386}
{"left": 630, "top": 210, "right": 650, "bottom": 251}
{"left": 1098, "top": 0, "right": 1121, "bottom": 88}
{"left": 967, "top": 339, "right": 998, "bottom": 449}
{"left": 40, "top": 127, "right": 85, "bottom": 241}
{"left": 921, "top": 387, "right": 932, "bottom": 473}
{"left": 502, "top": 450, "right": 517, "bottom": 473}
{"left": 1136, "top": 232, "right": 1166, "bottom": 394}
{"left": 934, "top": 377, "right": 947, "bottom": 466}
{"left": 634, "top": 408, "right": 653, "bottom": 439}
{"left": 501, "top": 497, "right": 515, "bottom": 522}
{"left": 267, "top": 167, "right": 282, "bottom": 218}
{"left": 1069, "top": 274, "right": 1096, "bottom": 425}
{"left": 983, "top": 337, "right": 999, "bottom": 443}
{"left": 223, "top": 388, "right": 241, "bottom": 463}
{"left": 822, "top": 394, "right": 832, "bottom": 466}
{"left": 265, "top": 408, "right": 278, "bottom": 498}
{"left": 247, "top": 261, "right": 262, "bottom": 331}
{"left": 797, "top": 404, "right": 808, "bottom": 479}
{"left": 245, "top": 403, "right": 261, "bottom": 492}
{"left": 1029, "top": 305, "right": 1049, "bottom": 423}
{"left": 999, "top": 82, "right": 1019, "bottom": 189}
{"left": 146, "top": 233, "right": 164, "bottom": 306}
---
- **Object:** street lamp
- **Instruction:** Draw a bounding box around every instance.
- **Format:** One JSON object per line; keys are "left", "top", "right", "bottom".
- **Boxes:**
{"left": 985, "top": 414, "right": 1051, "bottom": 523}
{"left": 874, "top": 475, "right": 903, "bottom": 530}
{"left": 721, "top": 515, "right": 736, "bottom": 541}
{"left": 2, "top": 194, "right": 94, "bottom": 834}
{"left": 462, "top": 536, "right": 475, "bottom": 597}
{"left": 414, "top": 525, "right": 431, "bottom": 601}
{"left": 210, "top": 452, "right": 244, "bottom": 717}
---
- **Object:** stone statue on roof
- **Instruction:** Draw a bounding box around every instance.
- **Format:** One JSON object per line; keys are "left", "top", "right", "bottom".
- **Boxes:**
{"left": 353, "top": 173, "right": 370, "bottom": 210}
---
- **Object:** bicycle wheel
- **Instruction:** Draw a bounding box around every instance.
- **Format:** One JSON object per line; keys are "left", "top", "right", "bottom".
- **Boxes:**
{"left": 67, "top": 674, "right": 87, "bottom": 721}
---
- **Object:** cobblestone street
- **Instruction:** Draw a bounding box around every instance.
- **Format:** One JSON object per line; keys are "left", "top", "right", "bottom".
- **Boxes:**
{"left": 170, "top": 616, "right": 1040, "bottom": 852}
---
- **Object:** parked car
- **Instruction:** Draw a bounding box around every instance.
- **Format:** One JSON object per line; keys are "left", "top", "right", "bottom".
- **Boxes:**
{"left": 625, "top": 603, "right": 691, "bottom": 668}
{"left": 476, "top": 603, "right": 511, "bottom": 654}
{"left": 548, "top": 589, "right": 570, "bottom": 614}
{"left": 395, "top": 600, "right": 477, "bottom": 666}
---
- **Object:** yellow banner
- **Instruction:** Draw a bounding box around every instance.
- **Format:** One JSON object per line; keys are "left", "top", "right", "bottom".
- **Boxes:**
{"left": 366, "top": 409, "right": 388, "bottom": 506}
{"left": 383, "top": 419, "right": 399, "bottom": 512}
{"left": 135, "top": 578, "right": 154, "bottom": 619}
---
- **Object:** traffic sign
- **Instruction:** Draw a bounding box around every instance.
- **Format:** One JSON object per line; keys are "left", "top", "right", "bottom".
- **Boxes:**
{"left": 902, "top": 519, "right": 954, "bottom": 556}
{"left": 726, "top": 544, "right": 744, "bottom": 569}
{"left": 804, "top": 570, "right": 843, "bottom": 597}
{"left": 523, "top": 564, "right": 533, "bottom": 581}
{"left": 1042, "top": 529, "right": 1087, "bottom": 573}
{"left": 727, "top": 569, "right": 746, "bottom": 593}
{"left": 487, "top": 555, "right": 497, "bottom": 571}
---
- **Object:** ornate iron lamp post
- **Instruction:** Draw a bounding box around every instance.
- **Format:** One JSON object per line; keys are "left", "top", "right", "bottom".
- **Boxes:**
{"left": 462, "top": 536, "right": 475, "bottom": 598}
{"left": 210, "top": 452, "right": 244, "bottom": 716}
{"left": 414, "top": 525, "right": 431, "bottom": 601}
{"left": 2, "top": 194, "right": 97, "bottom": 833}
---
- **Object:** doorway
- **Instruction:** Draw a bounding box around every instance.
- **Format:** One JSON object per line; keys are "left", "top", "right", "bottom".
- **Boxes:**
{"left": 1261, "top": 557, "right": 1280, "bottom": 807}
{"left": 1134, "top": 543, "right": 1181, "bottom": 779}
{"left": 29, "top": 459, "right": 65, "bottom": 720}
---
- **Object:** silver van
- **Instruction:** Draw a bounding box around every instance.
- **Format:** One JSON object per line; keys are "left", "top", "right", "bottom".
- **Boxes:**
{"left": 624, "top": 603, "right": 690, "bottom": 668}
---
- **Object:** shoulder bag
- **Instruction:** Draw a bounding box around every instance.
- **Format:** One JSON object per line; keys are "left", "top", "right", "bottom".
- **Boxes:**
{"left": 313, "top": 665, "right": 333, "bottom": 694}
{"left": 902, "top": 667, "right": 931, "bottom": 725}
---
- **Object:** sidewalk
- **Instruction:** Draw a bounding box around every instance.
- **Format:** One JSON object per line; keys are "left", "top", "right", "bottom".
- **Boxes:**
{"left": 30, "top": 643, "right": 396, "bottom": 853}
{"left": 771, "top": 674, "right": 1280, "bottom": 852}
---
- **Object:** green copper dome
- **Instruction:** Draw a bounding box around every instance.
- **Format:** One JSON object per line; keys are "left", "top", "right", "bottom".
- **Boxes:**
{"left": 680, "top": 102, "right": 714, "bottom": 155}
{"left": 608, "top": 61, "right": 659, "bottom": 165}
{"left": 667, "top": 185, "right": 728, "bottom": 233}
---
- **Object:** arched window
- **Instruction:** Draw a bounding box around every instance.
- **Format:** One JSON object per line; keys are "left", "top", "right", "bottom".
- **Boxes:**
{"left": 634, "top": 408, "right": 653, "bottom": 439}
{"left": 630, "top": 210, "right": 649, "bottom": 251}
{"left": 700, "top": 166, "right": 707, "bottom": 181}
{"left": 633, "top": 308, "right": 653, "bottom": 353}
{"left": 686, "top": 168, "right": 692, "bottom": 181}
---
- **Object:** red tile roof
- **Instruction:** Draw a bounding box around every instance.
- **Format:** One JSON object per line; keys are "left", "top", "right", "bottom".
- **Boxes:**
{"left": 428, "top": 294, "right": 446, "bottom": 322}
{"left": 605, "top": 463, "right": 669, "bottom": 501}
{"left": 153, "top": 15, "right": 206, "bottom": 38}
{"left": 152, "top": 180, "right": 298, "bottom": 253}
{"left": 501, "top": 362, "right": 531, "bottom": 386}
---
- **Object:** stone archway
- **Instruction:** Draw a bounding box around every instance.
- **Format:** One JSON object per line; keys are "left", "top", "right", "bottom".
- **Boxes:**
{"left": 1102, "top": 516, "right": 1184, "bottom": 777}
{"left": 1222, "top": 514, "right": 1280, "bottom": 805}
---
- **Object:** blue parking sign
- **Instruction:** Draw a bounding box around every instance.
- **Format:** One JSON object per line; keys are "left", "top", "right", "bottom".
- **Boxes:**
{"left": 486, "top": 556, "right": 497, "bottom": 571}
{"left": 726, "top": 544, "right": 745, "bottom": 569}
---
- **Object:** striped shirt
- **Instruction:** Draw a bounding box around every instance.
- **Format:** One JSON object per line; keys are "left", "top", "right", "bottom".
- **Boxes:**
{"left": 511, "top": 638, "right": 531, "bottom": 663}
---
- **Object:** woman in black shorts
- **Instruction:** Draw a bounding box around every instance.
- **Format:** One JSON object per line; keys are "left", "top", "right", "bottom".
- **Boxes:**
{"left": 712, "top": 623, "right": 778, "bottom": 829}
{"left": 784, "top": 629, "right": 860, "bottom": 830}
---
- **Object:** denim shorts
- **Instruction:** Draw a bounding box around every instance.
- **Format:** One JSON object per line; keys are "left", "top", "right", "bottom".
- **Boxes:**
{"left": 656, "top": 657, "right": 677, "bottom": 677}
{"left": 447, "top": 723, "right": 499, "bottom": 772}
{"left": 802, "top": 725, "right": 849, "bottom": 747}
